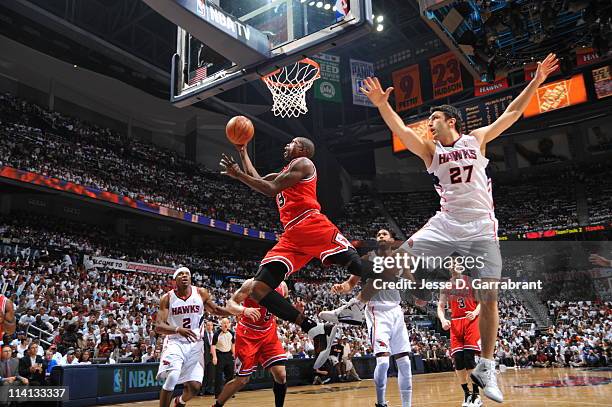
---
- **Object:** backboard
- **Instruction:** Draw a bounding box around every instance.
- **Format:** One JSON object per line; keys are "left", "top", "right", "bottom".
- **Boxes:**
{"left": 143, "top": 0, "right": 372, "bottom": 107}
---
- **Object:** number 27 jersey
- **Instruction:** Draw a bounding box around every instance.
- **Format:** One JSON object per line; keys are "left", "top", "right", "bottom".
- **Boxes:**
{"left": 427, "top": 134, "right": 494, "bottom": 219}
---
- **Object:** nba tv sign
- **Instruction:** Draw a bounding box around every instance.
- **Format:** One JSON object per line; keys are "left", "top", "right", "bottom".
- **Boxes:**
{"left": 314, "top": 53, "right": 342, "bottom": 103}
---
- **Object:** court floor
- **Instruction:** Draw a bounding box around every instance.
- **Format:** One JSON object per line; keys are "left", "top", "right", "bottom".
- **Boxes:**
{"left": 116, "top": 368, "right": 612, "bottom": 406}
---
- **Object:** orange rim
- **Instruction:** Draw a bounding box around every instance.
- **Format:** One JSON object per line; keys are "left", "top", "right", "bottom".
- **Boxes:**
{"left": 262, "top": 58, "right": 321, "bottom": 88}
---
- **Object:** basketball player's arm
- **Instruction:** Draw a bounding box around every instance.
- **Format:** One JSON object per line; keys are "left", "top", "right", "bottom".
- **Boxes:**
{"left": 236, "top": 145, "right": 279, "bottom": 181}
{"left": 436, "top": 292, "right": 451, "bottom": 330}
{"left": 226, "top": 280, "right": 261, "bottom": 320}
{"left": 198, "top": 288, "right": 233, "bottom": 317}
{"left": 331, "top": 275, "right": 360, "bottom": 294}
{"left": 221, "top": 155, "right": 312, "bottom": 197}
{"left": 2, "top": 300, "right": 15, "bottom": 335}
{"left": 360, "top": 77, "right": 432, "bottom": 163}
{"left": 471, "top": 53, "right": 559, "bottom": 147}
{"left": 154, "top": 294, "right": 198, "bottom": 341}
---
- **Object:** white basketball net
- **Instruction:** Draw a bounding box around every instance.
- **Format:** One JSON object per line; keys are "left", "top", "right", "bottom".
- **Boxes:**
{"left": 262, "top": 58, "right": 321, "bottom": 118}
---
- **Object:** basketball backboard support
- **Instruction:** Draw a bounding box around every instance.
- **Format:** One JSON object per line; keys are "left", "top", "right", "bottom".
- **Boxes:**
{"left": 142, "top": 0, "right": 372, "bottom": 107}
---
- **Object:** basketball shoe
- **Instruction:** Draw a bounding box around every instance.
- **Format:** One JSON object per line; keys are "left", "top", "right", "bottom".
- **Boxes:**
{"left": 470, "top": 394, "right": 483, "bottom": 407}
{"left": 308, "top": 323, "right": 339, "bottom": 369}
{"left": 470, "top": 359, "right": 503, "bottom": 403}
{"left": 319, "top": 298, "right": 364, "bottom": 325}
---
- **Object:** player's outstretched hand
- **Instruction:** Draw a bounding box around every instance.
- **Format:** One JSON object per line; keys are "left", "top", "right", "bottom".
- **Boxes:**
{"left": 220, "top": 153, "right": 241, "bottom": 178}
{"left": 331, "top": 282, "right": 351, "bottom": 294}
{"left": 360, "top": 77, "right": 393, "bottom": 107}
{"left": 534, "top": 53, "right": 559, "bottom": 84}
{"left": 465, "top": 310, "right": 477, "bottom": 321}
{"left": 589, "top": 254, "right": 611, "bottom": 267}
{"left": 242, "top": 307, "right": 261, "bottom": 320}
{"left": 176, "top": 327, "right": 199, "bottom": 342}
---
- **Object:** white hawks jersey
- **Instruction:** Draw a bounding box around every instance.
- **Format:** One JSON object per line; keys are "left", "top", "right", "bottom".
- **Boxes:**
{"left": 427, "top": 134, "right": 494, "bottom": 219}
{"left": 367, "top": 251, "right": 401, "bottom": 309}
{"left": 165, "top": 286, "right": 204, "bottom": 342}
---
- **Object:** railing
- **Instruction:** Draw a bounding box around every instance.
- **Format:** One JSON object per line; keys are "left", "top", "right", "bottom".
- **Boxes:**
{"left": 25, "top": 323, "right": 53, "bottom": 347}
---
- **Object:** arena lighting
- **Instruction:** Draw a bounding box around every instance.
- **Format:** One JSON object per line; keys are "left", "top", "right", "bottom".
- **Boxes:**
{"left": 324, "top": 3, "right": 331, "bottom": 10}
{"left": 376, "top": 24, "right": 384, "bottom": 32}
{"left": 308, "top": 1, "right": 315, "bottom": 6}
{"left": 376, "top": 15, "right": 384, "bottom": 23}
{"left": 316, "top": 1, "right": 323, "bottom": 8}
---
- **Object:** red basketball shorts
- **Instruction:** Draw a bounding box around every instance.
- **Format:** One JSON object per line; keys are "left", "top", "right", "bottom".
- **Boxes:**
{"left": 450, "top": 316, "right": 481, "bottom": 356}
{"left": 261, "top": 211, "right": 353, "bottom": 277}
{"left": 234, "top": 323, "right": 286, "bottom": 376}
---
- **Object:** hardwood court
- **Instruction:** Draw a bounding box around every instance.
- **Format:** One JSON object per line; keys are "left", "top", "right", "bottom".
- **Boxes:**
{"left": 116, "top": 368, "right": 612, "bottom": 407}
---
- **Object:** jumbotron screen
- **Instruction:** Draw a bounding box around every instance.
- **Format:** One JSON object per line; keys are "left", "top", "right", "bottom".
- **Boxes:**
{"left": 392, "top": 118, "right": 431, "bottom": 153}
{"left": 523, "top": 74, "right": 588, "bottom": 118}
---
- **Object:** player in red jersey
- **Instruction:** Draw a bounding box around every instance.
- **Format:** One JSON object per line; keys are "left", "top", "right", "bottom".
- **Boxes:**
{"left": 213, "top": 279, "right": 292, "bottom": 407}
{"left": 437, "top": 263, "right": 482, "bottom": 407}
{"left": 0, "top": 294, "right": 16, "bottom": 339}
{"left": 220, "top": 137, "right": 376, "bottom": 369}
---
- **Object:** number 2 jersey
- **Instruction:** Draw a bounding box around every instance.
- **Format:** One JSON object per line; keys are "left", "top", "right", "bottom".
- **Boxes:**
{"left": 166, "top": 286, "right": 204, "bottom": 343}
{"left": 427, "top": 134, "right": 494, "bottom": 219}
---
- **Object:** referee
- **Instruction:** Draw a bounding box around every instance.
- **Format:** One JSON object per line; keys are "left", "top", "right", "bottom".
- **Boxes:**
{"left": 212, "top": 318, "right": 235, "bottom": 397}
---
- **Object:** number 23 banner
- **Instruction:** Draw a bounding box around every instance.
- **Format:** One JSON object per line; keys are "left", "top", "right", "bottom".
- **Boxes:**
{"left": 429, "top": 51, "right": 463, "bottom": 99}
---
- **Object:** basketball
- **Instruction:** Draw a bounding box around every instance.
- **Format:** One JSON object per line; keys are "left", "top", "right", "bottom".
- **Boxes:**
{"left": 226, "top": 116, "right": 254, "bottom": 146}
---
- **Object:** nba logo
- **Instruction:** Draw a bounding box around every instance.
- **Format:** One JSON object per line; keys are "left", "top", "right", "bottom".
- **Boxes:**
{"left": 113, "top": 369, "right": 124, "bottom": 393}
{"left": 334, "top": 0, "right": 349, "bottom": 21}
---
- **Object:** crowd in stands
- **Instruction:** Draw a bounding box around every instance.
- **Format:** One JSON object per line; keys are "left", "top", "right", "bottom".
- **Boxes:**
{"left": 494, "top": 299, "right": 611, "bottom": 369}
{"left": 2, "top": 92, "right": 612, "bottom": 243}
{"left": 334, "top": 192, "right": 389, "bottom": 241}
{"left": 0, "top": 92, "right": 280, "bottom": 233}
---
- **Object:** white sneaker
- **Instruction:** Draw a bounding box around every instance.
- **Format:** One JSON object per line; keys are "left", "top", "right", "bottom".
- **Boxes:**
{"left": 470, "top": 394, "right": 483, "bottom": 407}
{"left": 461, "top": 392, "right": 472, "bottom": 407}
{"left": 471, "top": 360, "right": 503, "bottom": 403}
{"left": 318, "top": 298, "right": 365, "bottom": 325}
{"left": 309, "top": 323, "right": 339, "bottom": 369}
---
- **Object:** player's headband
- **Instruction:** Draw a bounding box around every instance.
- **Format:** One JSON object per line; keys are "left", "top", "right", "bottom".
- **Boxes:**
{"left": 173, "top": 267, "right": 191, "bottom": 280}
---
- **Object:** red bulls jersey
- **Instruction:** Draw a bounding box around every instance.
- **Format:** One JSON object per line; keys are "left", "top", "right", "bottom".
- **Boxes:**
{"left": 0, "top": 295, "right": 6, "bottom": 338}
{"left": 276, "top": 158, "right": 320, "bottom": 229}
{"left": 449, "top": 276, "right": 478, "bottom": 318}
{"left": 238, "top": 286, "right": 285, "bottom": 332}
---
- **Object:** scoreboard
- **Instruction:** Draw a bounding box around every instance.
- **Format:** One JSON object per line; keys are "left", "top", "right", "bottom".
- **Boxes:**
{"left": 460, "top": 94, "right": 515, "bottom": 132}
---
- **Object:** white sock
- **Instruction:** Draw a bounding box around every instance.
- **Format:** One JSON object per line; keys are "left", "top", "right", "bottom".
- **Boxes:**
{"left": 479, "top": 357, "right": 496, "bottom": 368}
{"left": 396, "top": 356, "right": 413, "bottom": 407}
{"left": 373, "top": 356, "right": 389, "bottom": 404}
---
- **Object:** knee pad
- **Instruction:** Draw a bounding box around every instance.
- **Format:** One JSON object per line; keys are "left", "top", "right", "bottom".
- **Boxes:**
{"left": 373, "top": 356, "right": 390, "bottom": 386}
{"left": 453, "top": 351, "right": 466, "bottom": 371}
{"left": 464, "top": 350, "right": 478, "bottom": 370}
{"left": 162, "top": 369, "right": 181, "bottom": 392}
{"left": 254, "top": 262, "right": 286, "bottom": 290}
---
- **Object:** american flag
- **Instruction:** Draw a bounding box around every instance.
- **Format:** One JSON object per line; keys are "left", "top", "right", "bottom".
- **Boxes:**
{"left": 188, "top": 66, "right": 208, "bottom": 86}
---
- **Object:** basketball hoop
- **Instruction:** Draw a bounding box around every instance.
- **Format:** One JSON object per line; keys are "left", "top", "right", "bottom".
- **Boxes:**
{"left": 262, "top": 58, "right": 321, "bottom": 118}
